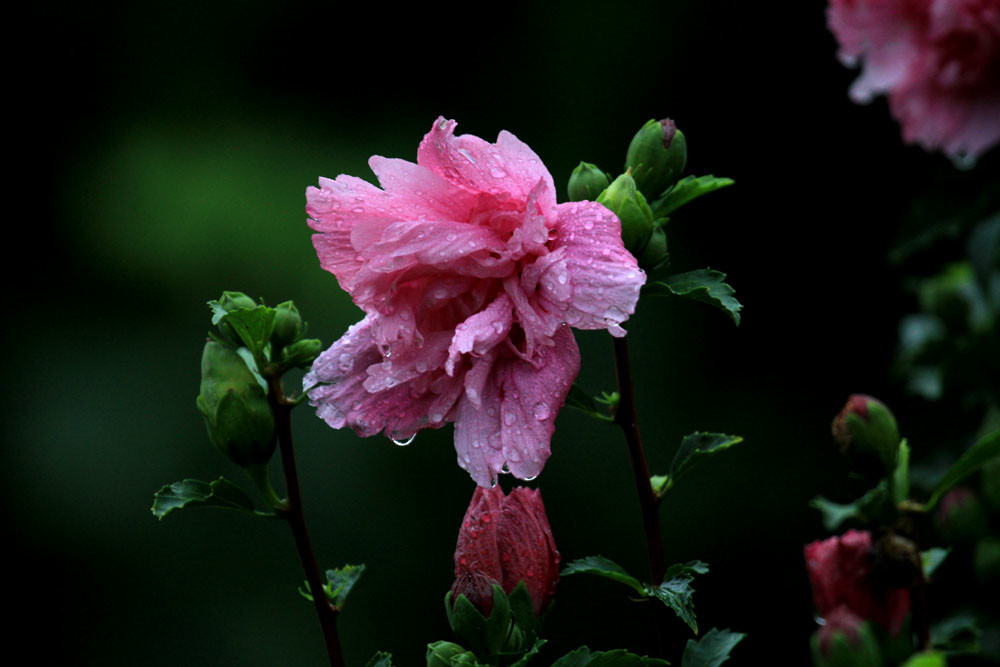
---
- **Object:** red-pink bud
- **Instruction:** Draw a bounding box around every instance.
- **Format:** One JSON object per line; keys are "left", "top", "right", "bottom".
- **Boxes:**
{"left": 453, "top": 486, "right": 560, "bottom": 616}
{"left": 831, "top": 394, "right": 900, "bottom": 470}
{"left": 449, "top": 571, "right": 499, "bottom": 617}
{"left": 804, "top": 530, "right": 910, "bottom": 635}
{"left": 816, "top": 606, "right": 865, "bottom": 656}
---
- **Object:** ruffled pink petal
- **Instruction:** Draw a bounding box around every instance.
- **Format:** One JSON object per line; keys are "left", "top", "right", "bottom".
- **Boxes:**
{"left": 417, "top": 117, "right": 557, "bottom": 214}
{"left": 304, "top": 317, "right": 454, "bottom": 440}
{"left": 550, "top": 201, "right": 645, "bottom": 337}
{"left": 454, "top": 327, "right": 580, "bottom": 486}
{"left": 368, "top": 156, "right": 477, "bottom": 221}
{"left": 446, "top": 294, "right": 514, "bottom": 375}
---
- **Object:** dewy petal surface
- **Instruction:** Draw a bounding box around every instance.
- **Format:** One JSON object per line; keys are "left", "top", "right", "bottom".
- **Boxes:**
{"left": 306, "top": 118, "right": 644, "bottom": 485}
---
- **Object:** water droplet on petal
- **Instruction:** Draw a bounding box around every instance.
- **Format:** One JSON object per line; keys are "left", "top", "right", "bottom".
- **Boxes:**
{"left": 446, "top": 233, "right": 457, "bottom": 241}
{"left": 337, "top": 353, "right": 354, "bottom": 373}
{"left": 501, "top": 463, "right": 510, "bottom": 474}
{"left": 532, "top": 403, "right": 550, "bottom": 420}
{"left": 583, "top": 221, "right": 594, "bottom": 230}
{"left": 390, "top": 433, "right": 417, "bottom": 446}
{"left": 490, "top": 167, "right": 507, "bottom": 178}
{"left": 415, "top": 360, "right": 427, "bottom": 373}
{"left": 503, "top": 411, "right": 516, "bottom": 426}
{"left": 352, "top": 207, "right": 364, "bottom": 214}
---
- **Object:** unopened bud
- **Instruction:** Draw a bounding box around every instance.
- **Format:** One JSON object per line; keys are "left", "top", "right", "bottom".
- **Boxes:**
{"left": 625, "top": 118, "right": 687, "bottom": 199}
{"left": 271, "top": 301, "right": 304, "bottom": 350}
{"left": 810, "top": 607, "right": 884, "bottom": 667}
{"left": 213, "top": 291, "right": 258, "bottom": 345}
{"left": 426, "top": 641, "right": 474, "bottom": 667}
{"left": 450, "top": 571, "right": 498, "bottom": 617}
{"left": 196, "top": 341, "right": 276, "bottom": 467}
{"left": 597, "top": 172, "right": 654, "bottom": 254}
{"left": 832, "top": 395, "right": 900, "bottom": 473}
{"left": 282, "top": 338, "right": 323, "bottom": 368}
{"left": 567, "top": 162, "right": 610, "bottom": 202}
{"left": 936, "top": 488, "right": 990, "bottom": 544}
{"left": 445, "top": 582, "right": 512, "bottom": 659}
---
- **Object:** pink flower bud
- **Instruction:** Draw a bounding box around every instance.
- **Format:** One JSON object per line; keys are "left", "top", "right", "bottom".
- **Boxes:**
{"left": 804, "top": 530, "right": 910, "bottom": 635}
{"left": 816, "top": 606, "right": 865, "bottom": 656}
{"left": 453, "top": 486, "right": 560, "bottom": 616}
{"left": 449, "top": 571, "right": 499, "bottom": 617}
{"left": 831, "top": 394, "right": 900, "bottom": 471}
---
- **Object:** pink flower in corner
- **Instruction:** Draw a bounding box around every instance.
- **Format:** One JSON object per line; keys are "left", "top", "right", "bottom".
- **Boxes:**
{"left": 303, "top": 118, "right": 645, "bottom": 486}
{"left": 827, "top": 0, "right": 1000, "bottom": 163}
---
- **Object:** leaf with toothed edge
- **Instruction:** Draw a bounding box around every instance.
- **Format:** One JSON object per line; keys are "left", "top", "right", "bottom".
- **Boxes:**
{"left": 643, "top": 270, "right": 742, "bottom": 325}
{"left": 646, "top": 561, "right": 709, "bottom": 634}
{"left": 681, "top": 628, "right": 746, "bottom": 667}
{"left": 669, "top": 433, "right": 744, "bottom": 482}
{"left": 150, "top": 477, "right": 270, "bottom": 520}
{"left": 560, "top": 556, "right": 645, "bottom": 595}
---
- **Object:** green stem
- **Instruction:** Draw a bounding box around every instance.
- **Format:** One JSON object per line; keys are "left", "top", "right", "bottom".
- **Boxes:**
{"left": 267, "top": 375, "right": 345, "bottom": 667}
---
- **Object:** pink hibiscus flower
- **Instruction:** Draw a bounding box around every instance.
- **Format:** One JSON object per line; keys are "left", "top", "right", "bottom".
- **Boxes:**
{"left": 303, "top": 118, "right": 645, "bottom": 486}
{"left": 827, "top": 0, "right": 1000, "bottom": 163}
{"left": 804, "top": 530, "right": 911, "bottom": 636}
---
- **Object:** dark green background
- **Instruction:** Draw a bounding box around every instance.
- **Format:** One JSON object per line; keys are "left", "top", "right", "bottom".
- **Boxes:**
{"left": 9, "top": 1, "right": 976, "bottom": 664}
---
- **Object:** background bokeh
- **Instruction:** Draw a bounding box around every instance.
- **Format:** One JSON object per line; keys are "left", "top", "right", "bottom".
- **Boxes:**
{"left": 10, "top": 1, "right": 996, "bottom": 665}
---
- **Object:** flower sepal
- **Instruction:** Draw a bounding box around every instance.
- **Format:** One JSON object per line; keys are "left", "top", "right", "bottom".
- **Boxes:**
{"left": 426, "top": 641, "right": 479, "bottom": 667}
{"left": 596, "top": 172, "right": 654, "bottom": 255}
{"left": 810, "top": 608, "right": 884, "bottom": 667}
{"left": 445, "top": 582, "right": 512, "bottom": 659}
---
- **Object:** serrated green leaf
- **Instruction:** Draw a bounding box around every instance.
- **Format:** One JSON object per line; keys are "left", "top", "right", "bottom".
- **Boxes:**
{"left": 927, "top": 429, "right": 1000, "bottom": 509}
{"left": 645, "top": 561, "right": 709, "bottom": 634}
{"left": 810, "top": 480, "right": 889, "bottom": 531}
{"left": 551, "top": 647, "right": 669, "bottom": 667}
{"left": 669, "top": 433, "right": 743, "bottom": 481}
{"left": 681, "top": 628, "right": 745, "bottom": 667}
{"left": 651, "top": 175, "right": 734, "bottom": 218}
{"left": 921, "top": 548, "right": 950, "bottom": 579}
{"left": 151, "top": 477, "right": 263, "bottom": 520}
{"left": 364, "top": 652, "right": 394, "bottom": 667}
{"left": 560, "top": 556, "right": 645, "bottom": 595}
{"left": 325, "top": 563, "right": 364, "bottom": 608}
{"left": 894, "top": 439, "right": 911, "bottom": 504}
{"left": 643, "top": 270, "right": 742, "bottom": 325}
{"left": 566, "top": 384, "right": 614, "bottom": 423}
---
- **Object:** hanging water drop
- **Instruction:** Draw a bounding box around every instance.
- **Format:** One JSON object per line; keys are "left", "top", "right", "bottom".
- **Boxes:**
{"left": 390, "top": 433, "right": 416, "bottom": 446}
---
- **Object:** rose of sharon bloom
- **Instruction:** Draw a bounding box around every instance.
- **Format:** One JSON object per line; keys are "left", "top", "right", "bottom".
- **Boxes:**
{"left": 303, "top": 118, "right": 645, "bottom": 486}
{"left": 804, "top": 530, "right": 910, "bottom": 635}
{"left": 451, "top": 485, "right": 560, "bottom": 616}
{"left": 827, "top": 0, "right": 1000, "bottom": 163}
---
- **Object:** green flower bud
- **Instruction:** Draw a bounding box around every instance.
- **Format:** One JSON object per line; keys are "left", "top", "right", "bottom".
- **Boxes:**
{"left": 597, "top": 172, "right": 654, "bottom": 254}
{"left": 214, "top": 291, "right": 258, "bottom": 346}
{"left": 196, "top": 341, "right": 276, "bottom": 467}
{"left": 637, "top": 224, "right": 668, "bottom": 271}
{"left": 831, "top": 395, "right": 901, "bottom": 474}
{"left": 935, "top": 488, "right": 990, "bottom": 545}
{"left": 810, "top": 609, "right": 884, "bottom": 667}
{"left": 444, "top": 583, "right": 512, "bottom": 659}
{"left": 271, "top": 300, "right": 304, "bottom": 350}
{"left": 218, "top": 291, "right": 257, "bottom": 312}
{"left": 567, "top": 162, "right": 610, "bottom": 202}
{"left": 281, "top": 338, "right": 323, "bottom": 369}
{"left": 426, "top": 641, "right": 475, "bottom": 667}
{"left": 625, "top": 118, "right": 687, "bottom": 199}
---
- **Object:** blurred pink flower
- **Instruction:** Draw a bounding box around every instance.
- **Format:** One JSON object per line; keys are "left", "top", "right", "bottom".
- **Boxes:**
{"left": 303, "top": 118, "right": 644, "bottom": 486}
{"left": 804, "top": 530, "right": 911, "bottom": 635}
{"left": 827, "top": 0, "right": 1000, "bottom": 163}
{"left": 452, "top": 485, "right": 560, "bottom": 616}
